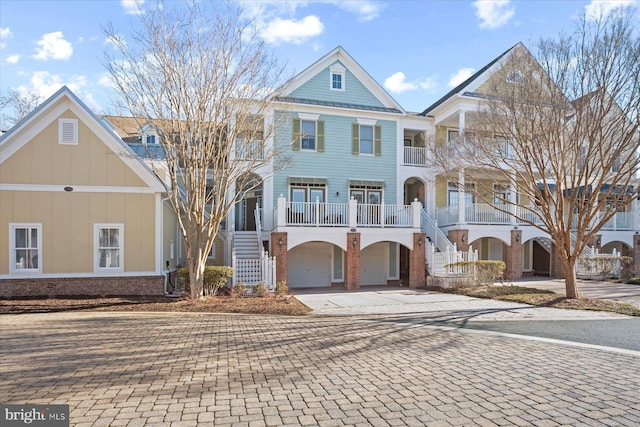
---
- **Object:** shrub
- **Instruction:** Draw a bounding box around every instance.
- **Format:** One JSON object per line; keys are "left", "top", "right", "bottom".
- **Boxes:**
{"left": 444, "top": 260, "right": 506, "bottom": 285}
{"left": 175, "top": 265, "right": 234, "bottom": 296}
{"left": 628, "top": 277, "right": 640, "bottom": 285}
{"left": 232, "top": 282, "right": 247, "bottom": 296}
{"left": 275, "top": 281, "right": 289, "bottom": 296}
{"left": 252, "top": 282, "right": 268, "bottom": 297}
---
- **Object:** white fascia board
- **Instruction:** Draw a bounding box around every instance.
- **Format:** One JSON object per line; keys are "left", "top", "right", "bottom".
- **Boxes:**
{"left": 272, "top": 101, "right": 403, "bottom": 122}
{"left": 0, "top": 184, "right": 158, "bottom": 193}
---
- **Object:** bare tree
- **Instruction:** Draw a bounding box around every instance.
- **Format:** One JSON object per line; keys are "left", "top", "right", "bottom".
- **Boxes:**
{"left": 0, "top": 89, "right": 44, "bottom": 130}
{"left": 434, "top": 9, "right": 640, "bottom": 298}
{"left": 104, "top": 0, "right": 286, "bottom": 298}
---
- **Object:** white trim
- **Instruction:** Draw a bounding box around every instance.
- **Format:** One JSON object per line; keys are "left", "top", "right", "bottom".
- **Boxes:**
{"left": 94, "top": 224, "right": 124, "bottom": 273}
{"left": 357, "top": 118, "right": 377, "bottom": 126}
{"left": 0, "top": 271, "right": 159, "bottom": 280}
{"left": 0, "top": 184, "right": 157, "bottom": 194}
{"left": 329, "top": 63, "right": 346, "bottom": 92}
{"left": 155, "top": 194, "right": 163, "bottom": 274}
{"left": 58, "top": 118, "right": 78, "bottom": 145}
{"left": 298, "top": 112, "right": 320, "bottom": 121}
{"left": 9, "top": 223, "right": 42, "bottom": 275}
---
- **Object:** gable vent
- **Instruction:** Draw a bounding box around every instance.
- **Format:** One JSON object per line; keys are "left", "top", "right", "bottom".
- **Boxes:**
{"left": 58, "top": 118, "right": 78, "bottom": 145}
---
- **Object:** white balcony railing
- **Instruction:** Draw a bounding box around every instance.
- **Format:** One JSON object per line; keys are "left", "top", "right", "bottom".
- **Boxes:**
{"left": 275, "top": 197, "right": 422, "bottom": 229}
{"left": 437, "top": 203, "right": 544, "bottom": 226}
{"left": 601, "top": 212, "right": 634, "bottom": 230}
{"left": 403, "top": 146, "right": 429, "bottom": 166}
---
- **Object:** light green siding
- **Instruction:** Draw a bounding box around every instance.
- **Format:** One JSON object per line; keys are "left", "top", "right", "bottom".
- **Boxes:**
{"left": 274, "top": 111, "right": 397, "bottom": 204}
{"left": 290, "top": 61, "right": 385, "bottom": 108}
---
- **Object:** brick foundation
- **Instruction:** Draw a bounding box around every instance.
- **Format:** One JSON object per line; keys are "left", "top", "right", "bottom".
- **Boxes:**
{"left": 634, "top": 234, "right": 640, "bottom": 276}
{"left": 409, "top": 233, "right": 426, "bottom": 288}
{"left": 504, "top": 229, "right": 523, "bottom": 280}
{"left": 345, "top": 232, "right": 361, "bottom": 290}
{"left": 448, "top": 229, "right": 469, "bottom": 252}
{"left": 0, "top": 276, "right": 165, "bottom": 298}
{"left": 271, "top": 232, "right": 288, "bottom": 284}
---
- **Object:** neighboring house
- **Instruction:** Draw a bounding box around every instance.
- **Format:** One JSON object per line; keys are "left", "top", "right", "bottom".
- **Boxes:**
{"left": 0, "top": 86, "right": 177, "bottom": 297}
{"left": 418, "top": 42, "right": 640, "bottom": 278}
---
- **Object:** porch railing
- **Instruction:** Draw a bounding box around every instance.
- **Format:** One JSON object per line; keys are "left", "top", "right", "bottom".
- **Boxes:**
{"left": 356, "top": 203, "right": 413, "bottom": 228}
{"left": 286, "top": 201, "right": 349, "bottom": 226}
{"left": 232, "top": 248, "right": 276, "bottom": 290}
{"left": 403, "top": 146, "right": 429, "bottom": 166}
{"left": 576, "top": 249, "right": 623, "bottom": 279}
{"left": 437, "top": 203, "right": 544, "bottom": 226}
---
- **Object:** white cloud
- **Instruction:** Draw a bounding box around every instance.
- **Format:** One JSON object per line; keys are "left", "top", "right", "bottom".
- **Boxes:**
{"left": 448, "top": 68, "right": 475, "bottom": 88}
{"left": 384, "top": 72, "right": 437, "bottom": 94}
{"left": 0, "top": 27, "right": 12, "bottom": 49}
{"left": 384, "top": 72, "right": 417, "bottom": 94}
{"left": 33, "top": 32, "right": 73, "bottom": 61}
{"left": 261, "top": 15, "right": 324, "bottom": 45}
{"left": 332, "top": 1, "right": 383, "bottom": 22}
{"left": 5, "top": 54, "right": 20, "bottom": 64}
{"left": 585, "top": 0, "right": 635, "bottom": 20}
{"left": 98, "top": 73, "right": 115, "bottom": 88}
{"left": 121, "top": 0, "right": 145, "bottom": 15}
{"left": 17, "top": 71, "right": 101, "bottom": 111}
{"left": 472, "top": 0, "right": 515, "bottom": 29}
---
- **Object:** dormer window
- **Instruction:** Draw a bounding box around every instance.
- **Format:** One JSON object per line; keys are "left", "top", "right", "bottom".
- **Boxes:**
{"left": 329, "top": 63, "right": 346, "bottom": 92}
{"left": 146, "top": 135, "right": 156, "bottom": 145}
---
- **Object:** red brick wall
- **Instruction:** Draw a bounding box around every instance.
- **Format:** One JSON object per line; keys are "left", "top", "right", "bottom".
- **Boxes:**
{"left": 409, "top": 233, "right": 426, "bottom": 288}
{"left": 504, "top": 230, "right": 523, "bottom": 280}
{"left": 271, "top": 232, "right": 288, "bottom": 284}
{"left": 345, "top": 232, "right": 360, "bottom": 290}
{"left": 448, "top": 229, "right": 469, "bottom": 252}
{"left": 0, "top": 276, "right": 164, "bottom": 298}
{"left": 634, "top": 234, "right": 640, "bottom": 276}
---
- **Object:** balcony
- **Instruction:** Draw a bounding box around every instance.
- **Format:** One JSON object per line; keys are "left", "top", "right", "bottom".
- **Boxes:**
{"left": 274, "top": 197, "right": 422, "bottom": 229}
{"left": 437, "top": 203, "right": 544, "bottom": 226}
{"left": 403, "top": 146, "right": 429, "bottom": 166}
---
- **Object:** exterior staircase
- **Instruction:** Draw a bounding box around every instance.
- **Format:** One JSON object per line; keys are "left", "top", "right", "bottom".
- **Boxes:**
{"left": 233, "top": 231, "right": 261, "bottom": 259}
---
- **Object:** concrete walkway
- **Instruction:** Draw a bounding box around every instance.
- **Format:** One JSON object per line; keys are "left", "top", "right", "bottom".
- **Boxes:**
{"left": 1, "top": 311, "right": 639, "bottom": 426}
{"left": 294, "top": 284, "right": 635, "bottom": 319}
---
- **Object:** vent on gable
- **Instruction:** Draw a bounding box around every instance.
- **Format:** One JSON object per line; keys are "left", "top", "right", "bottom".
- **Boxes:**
{"left": 59, "top": 118, "right": 78, "bottom": 145}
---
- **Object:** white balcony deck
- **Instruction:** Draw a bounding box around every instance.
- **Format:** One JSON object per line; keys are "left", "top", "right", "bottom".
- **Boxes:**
{"left": 274, "top": 198, "right": 422, "bottom": 229}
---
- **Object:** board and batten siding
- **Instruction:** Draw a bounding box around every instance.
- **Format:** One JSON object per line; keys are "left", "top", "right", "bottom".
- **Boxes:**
{"left": 273, "top": 111, "right": 398, "bottom": 204}
{"left": 289, "top": 62, "right": 385, "bottom": 108}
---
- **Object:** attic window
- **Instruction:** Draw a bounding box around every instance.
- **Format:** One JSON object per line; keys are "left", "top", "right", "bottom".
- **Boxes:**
{"left": 329, "top": 63, "right": 346, "bottom": 92}
{"left": 58, "top": 118, "right": 78, "bottom": 145}
{"left": 506, "top": 70, "right": 524, "bottom": 84}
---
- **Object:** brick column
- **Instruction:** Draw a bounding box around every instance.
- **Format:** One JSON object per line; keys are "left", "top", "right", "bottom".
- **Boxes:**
{"left": 504, "top": 229, "right": 522, "bottom": 280}
{"left": 448, "top": 229, "right": 469, "bottom": 252}
{"left": 409, "top": 233, "right": 426, "bottom": 288}
{"left": 550, "top": 243, "right": 565, "bottom": 279}
{"left": 345, "top": 232, "right": 361, "bottom": 290}
{"left": 271, "top": 232, "right": 288, "bottom": 284}
{"left": 634, "top": 234, "right": 640, "bottom": 276}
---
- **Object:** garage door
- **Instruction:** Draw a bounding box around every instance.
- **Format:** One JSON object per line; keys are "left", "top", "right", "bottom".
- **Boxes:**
{"left": 287, "top": 242, "right": 332, "bottom": 288}
{"left": 360, "top": 243, "right": 387, "bottom": 286}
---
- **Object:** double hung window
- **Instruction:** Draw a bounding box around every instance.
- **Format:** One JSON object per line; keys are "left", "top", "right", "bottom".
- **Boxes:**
{"left": 10, "top": 224, "right": 41, "bottom": 273}
{"left": 95, "top": 225, "right": 123, "bottom": 272}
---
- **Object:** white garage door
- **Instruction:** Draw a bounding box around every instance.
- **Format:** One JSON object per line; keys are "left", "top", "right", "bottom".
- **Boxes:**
{"left": 360, "top": 243, "right": 387, "bottom": 286}
{"left": 288, "top": 242, "right": 332, "bottom": 288}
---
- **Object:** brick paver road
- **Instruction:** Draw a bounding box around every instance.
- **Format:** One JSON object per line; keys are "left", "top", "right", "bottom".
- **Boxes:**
{"left": 2, "top": 311, "right": 639, "bottom": 426}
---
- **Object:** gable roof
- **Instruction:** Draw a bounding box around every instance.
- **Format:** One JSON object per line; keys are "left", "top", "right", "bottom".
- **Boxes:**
{"left": 419, "top": 42, "right": 524, "bottom": 116}
{"left": 275, "top": 46, "right": 405, "bottom": 114}
{"left": 0, "top": 86, "right": 164, "bottom": 191}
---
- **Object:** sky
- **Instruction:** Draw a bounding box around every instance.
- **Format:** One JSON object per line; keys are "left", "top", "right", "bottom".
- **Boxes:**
{"left": 0, "top": 0, "right": 638, "bottom": 121}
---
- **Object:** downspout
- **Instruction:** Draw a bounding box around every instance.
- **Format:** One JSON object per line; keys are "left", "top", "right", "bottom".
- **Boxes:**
{"left": 161, "top": 196, "right": 180, "bottom": 297}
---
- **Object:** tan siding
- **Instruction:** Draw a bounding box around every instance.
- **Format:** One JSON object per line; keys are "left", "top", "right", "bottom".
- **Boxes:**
{"left": 435, "top": 175, "right": 447, "bottom": 208}
{"left": 0, "top": 191, "right": 156, "bottom": 274}
{"left": 163, "top": 203, "right": 178, "bottom": 270}
{"left": 1, "top": 109, "right": 146, "bottom": 187}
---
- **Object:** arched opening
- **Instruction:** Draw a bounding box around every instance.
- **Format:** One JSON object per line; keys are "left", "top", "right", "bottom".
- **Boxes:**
{"left": 235, "top": 174, "right": 262, "bottom": 231}
{"left": 403, "top": 177, "right": 425, "bottom": 205}
{"left": 287, "top": 242, "right": 342, "bottom": 288}
{"left": 361, "top": 241, "right": 403, "bottom": 286}
{"left": 530, "top": 238, "right": 551, "bottom": 276}
{"left": 471, "top": 237, "right": 506, "bottom": 261}
{"left": 602, "top": 241, "right": 632, "bottom": 257}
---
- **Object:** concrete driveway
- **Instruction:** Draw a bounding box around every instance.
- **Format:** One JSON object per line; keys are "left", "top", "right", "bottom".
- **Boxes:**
{"left": 294, "top": 285, "right": 631, "bottom": 319}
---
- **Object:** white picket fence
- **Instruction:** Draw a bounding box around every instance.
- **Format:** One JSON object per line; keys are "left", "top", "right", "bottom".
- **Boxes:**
{"left": 576, "top": 248, "right": 624, "bottom": 279}
{"left": 232, "top": 248, "right": 276, "bottom": 290}
{"left": 427, "top": 243, "right": 479, "bottom": 277}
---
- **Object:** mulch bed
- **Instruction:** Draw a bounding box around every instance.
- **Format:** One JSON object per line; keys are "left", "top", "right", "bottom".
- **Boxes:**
{"left": 0, "top": 295, "right": 313, "bottom": 316}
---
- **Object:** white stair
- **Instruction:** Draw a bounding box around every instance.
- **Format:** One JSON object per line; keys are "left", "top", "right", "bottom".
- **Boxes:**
{"left": 233, "top": 231, "right": 261, "bottom": 259}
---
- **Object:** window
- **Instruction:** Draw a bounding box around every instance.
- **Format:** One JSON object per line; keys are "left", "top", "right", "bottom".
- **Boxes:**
{"left": 448, "top": 182, "right": 475, "bottom": 206}
{"left": 493, "top": 184, "right": 512, "bottom": 204}
{"left": 146, "top": 135, "right": 156, "bottom": 145}
{"left": 235, "top": 132, "right": 264, "bottom": 160}
{"left": 95, "top": 224, "right": 123, "bottom": 272}
{"left": 301, "top": 120, "right": 316, "bottom": 150}
{"left": 494, "top": 134, "right": 513, "bottom": 158}
{"left": 292, "top": 117, "right": 324, "bottom": 152}
{"left": 10, "top": 224, "right": 41, "bottom": 273}
{"left": 447, "top": 129, "right": 459, "bottom": 143}
{"left": 329, "top": 63, "right": 346, "bottom": 91}
{"left": 506, "top": 70, "right": 524, "bottom": 84}
{"left": 352, "top": 121, "right": 381, "bottom": 156}
{"left": 58, "top": 118, "right": 78, "bottom": 145}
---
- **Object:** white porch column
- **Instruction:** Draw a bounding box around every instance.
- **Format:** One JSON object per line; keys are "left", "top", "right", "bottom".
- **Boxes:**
{"left": 411, "top": 199, "right": 422, "bottom": 228}
{"left": 427, "top": 177, "right": 436, "bottom": 217}
{"left": 276, "top": 195, "right": 286, "bottom": 227}
{"left": 458, "top": 110, "right": 466, "bottom": 141}
{"left": 458, "top": 169, "right": 466, "bottom": 224}
{"left": 510, "top": 171, "right": 517, "bottom": 225}
{"left": 348, "top": 197, "right": 358, "bottom": 228}
{"left": 633, "top": 198, "right": 640, "bottom": 231}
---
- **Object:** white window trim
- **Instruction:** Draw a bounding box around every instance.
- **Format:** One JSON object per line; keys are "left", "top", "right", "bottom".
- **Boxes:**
{"left": 94, "top": 224, "right": 124, "bottom": 273}
{"left": 300, "top": 119, "right": 318, "bottom": 152}
{"left": 357, "top": 118, "right": 377, "bottom": 126}
{"left": 358, "top": 123, "right": 375, "bottom": 156}
{"left": 329, "top": 63, "right": 346, "bottom": 92}
{"left": 298, "top": 113, "right": 320, "bottom": 121}
{"left": 58, "top": 118, "right": 78, "bottom": 145}
{"left": 208, "top": 242, "right": 216, "bottom": 259}
{"left": 9, "top": 223, "right": 42, "bottom": 274}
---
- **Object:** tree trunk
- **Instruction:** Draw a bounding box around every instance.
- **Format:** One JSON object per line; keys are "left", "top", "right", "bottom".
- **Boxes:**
{"left": 188, "top": 257, "right": 205, "bottom": 299}
{"left": 563, "top": 258, "right": 579, "bottom": 299}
